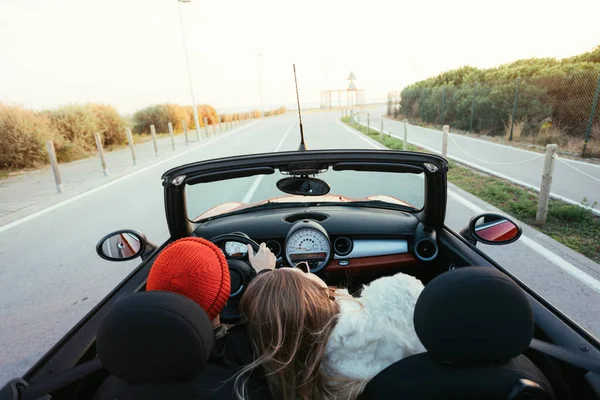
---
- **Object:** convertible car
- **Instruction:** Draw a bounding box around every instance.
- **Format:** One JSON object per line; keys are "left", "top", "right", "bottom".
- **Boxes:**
{"left": 2, "top": 149, "right": 600, "bottom": 400}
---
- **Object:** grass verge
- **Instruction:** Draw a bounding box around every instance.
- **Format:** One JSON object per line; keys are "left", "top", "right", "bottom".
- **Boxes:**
{"left": 341, "top": 116, "right": 600, "bottom": 263}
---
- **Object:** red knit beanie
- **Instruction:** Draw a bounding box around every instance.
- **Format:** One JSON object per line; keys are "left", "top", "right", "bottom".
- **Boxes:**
{"left": 146, "top": 237, "right": 230, "bottom": 320}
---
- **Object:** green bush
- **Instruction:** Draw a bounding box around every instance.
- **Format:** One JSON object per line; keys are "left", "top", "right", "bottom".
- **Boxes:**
{"left": 399, "top": 48, "right": 600, "bottom": 137}
{"left": 133, "top": 105, "right": 170, "bottom": 134}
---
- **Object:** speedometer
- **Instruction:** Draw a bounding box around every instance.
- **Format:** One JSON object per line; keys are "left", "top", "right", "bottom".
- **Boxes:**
{"left": 285, "top": 220, "right": 331, "bottom": 272}
{"left": 224, "top": 241, "right": 248, "bottom": 257}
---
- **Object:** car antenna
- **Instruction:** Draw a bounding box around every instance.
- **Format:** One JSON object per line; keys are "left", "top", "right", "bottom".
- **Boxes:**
{"left": 293, "top": 64, "right": 307, "bottom": 151}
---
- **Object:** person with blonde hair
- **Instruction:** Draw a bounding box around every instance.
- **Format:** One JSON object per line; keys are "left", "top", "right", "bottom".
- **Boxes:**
{"left": 236, "top": 254, "right": 425, "bottom": 400}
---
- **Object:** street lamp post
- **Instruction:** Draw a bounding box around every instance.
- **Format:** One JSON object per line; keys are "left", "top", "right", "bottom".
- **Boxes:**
{"left": 178, "top": 0, "right": 201, "bottom": 139}
{"left": 257, "top": 54, "right": 264, "bottom": 118}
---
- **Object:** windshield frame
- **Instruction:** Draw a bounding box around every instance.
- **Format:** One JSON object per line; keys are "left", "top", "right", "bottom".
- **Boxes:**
{"left": 162, "top": 149, "right": 449, "bottom": 239}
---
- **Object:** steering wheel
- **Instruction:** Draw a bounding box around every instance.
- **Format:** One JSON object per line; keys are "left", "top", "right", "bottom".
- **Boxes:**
{"left": 209, "top": 233, "right": 260, "bottom": 323}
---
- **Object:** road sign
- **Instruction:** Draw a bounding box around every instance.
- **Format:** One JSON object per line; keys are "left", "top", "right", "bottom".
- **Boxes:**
{"left": 347, "top": 71, "right": 356, "bottom": 80}
{"left": 348, "top": 81, "right": 357, "bottom": 90}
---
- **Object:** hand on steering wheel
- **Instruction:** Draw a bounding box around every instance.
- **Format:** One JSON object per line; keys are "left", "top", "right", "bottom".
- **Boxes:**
{"left": 247, "top": 243, "right": 276, "bottom": 273}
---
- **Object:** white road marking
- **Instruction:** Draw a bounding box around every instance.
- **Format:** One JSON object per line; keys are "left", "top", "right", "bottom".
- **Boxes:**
{"left": 380, "top": 116, "right": 600, "bottom": 169}
{"left": 0, "top": 122, "right": 258, "bottom": 234}
{"left": 241, "top": 121, "right": 297, "bottom": 204}
{"left": 241, "top": 175, "right": 266, "bottom": 204}
{"left": 336, "top": 119, "right": 386, "bottom": 150}
{"left": 345, "top": 117, "right": 600, "bottom": 294}
{"left": 356, "top": 119, "right": 600, "bottom": 216}
{"left": 448, "top": 191, "right": 600, "bottom": 295}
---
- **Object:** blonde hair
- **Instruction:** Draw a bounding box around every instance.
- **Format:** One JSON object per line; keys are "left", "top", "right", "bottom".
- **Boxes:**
{"left": 234, "top": 269, "right": 366, "bottom": 400}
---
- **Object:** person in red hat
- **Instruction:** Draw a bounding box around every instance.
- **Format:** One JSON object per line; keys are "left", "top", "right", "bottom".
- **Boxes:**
{"left": 146, "top": 237, "right": 275, "bottom": 399}
{"left": 146, "top": 237, "right": 232, "bottom": 326}
{"left": 146, "top": 237, "right": 276, "bottom": 370}
{"left": 146, "top": 237, "right": 276, "bottom": 327}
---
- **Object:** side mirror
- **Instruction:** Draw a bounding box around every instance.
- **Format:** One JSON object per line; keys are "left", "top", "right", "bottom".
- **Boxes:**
{"left": 460, "top": 213, "right": 522, "bottom": 246}
{"left": 96, "top": 230, "right": 156, "bottom": 262}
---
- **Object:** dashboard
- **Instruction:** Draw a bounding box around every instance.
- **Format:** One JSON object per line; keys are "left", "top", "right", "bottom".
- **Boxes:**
{"left": 200, "top": 206, "right": 439, "bottom": 274}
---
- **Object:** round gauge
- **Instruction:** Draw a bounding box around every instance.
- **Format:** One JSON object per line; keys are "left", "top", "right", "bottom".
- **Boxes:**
{"left": 224, "top": 241, "right": 248, "bottom": 257}
{"left": 285, "top": 221, "right": 331, "bottom": 273}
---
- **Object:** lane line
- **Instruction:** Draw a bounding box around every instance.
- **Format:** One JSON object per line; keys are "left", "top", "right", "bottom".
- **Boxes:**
{"left": 0, "top": 122, "right": 259, "bottom": 234}
{"left": 355, "top": 120, "right": 600, "bottom": 215}
{"left": 448, "top": 191, "right": 600, "bottom": 295}
{"left": 378, "top": 115, "right": 600, "bottom": 169}
{"left": 336, "top": 119, "right": 387, "bottom": 150}
{"left": 241, "top": 121, "right": 297, "bottom": 204}
{"left": 343, "top": 117, "right": 600, "bottom": 294}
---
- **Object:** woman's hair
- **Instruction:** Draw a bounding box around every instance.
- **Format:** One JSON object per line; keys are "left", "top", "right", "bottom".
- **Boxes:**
{"left": 234, "top": 268, "right": 365, "bottom": 400}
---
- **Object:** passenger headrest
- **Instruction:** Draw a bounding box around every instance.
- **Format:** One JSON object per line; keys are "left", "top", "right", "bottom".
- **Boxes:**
{"left": 414, "top": 267, "right": 533, "bottom": 364}
{"left": 97, "top": 291, "right": 214, "bottom": 383}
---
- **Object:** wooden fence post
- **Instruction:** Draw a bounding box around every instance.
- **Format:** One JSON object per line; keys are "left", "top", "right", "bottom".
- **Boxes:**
{"left": 442, "top": 125, "right": 449, "bottom": 158}
{"left": 403, "top": 119, "right": 408, "bottom": 150}
{"left": 536, "top": 144, "right": 558, "bottom": 226}
{"left": 94, "top": 133, "right": 109, "bottom": 176}
{"left": 125, "top": 128, "right": 137, "bottom": 165}
{"left": 46, "top": 141, "right": 63, "bottom": 193}
{"left": 150, "top": 124, "right": 158, "bottom": 157}
{"left": 182, "top": 120, "right": 189, "bottom": 146}
{"left": 168, "top": 122, "right": 175, "bottom": 151}
{"left": 380, "top": 115, "right": 384, "bottom": 141}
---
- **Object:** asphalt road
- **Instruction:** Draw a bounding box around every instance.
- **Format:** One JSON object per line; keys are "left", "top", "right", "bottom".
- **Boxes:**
{"left": 1, "top": 110, "right": 599, "bottom": 385}
{"left": 359, "top": 106, "right": 600, "bottom": 213}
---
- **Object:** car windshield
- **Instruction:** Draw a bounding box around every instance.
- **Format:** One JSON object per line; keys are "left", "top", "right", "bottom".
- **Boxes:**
{"left": 186, "top": 169, "right": 425, "bottom": 220}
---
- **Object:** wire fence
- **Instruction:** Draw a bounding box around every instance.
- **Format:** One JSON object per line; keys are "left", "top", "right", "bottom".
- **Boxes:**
{"left": 351, "top": 113, "right": 600, "bottom": 216}
{"left": 387, "top": 70, "right": 600, "bottom": 157}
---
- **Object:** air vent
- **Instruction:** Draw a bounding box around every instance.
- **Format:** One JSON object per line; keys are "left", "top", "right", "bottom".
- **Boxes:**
{"left": 284, "top": 212, "right": 329, "bottom": 223}
{"left": 415, "top": 239, "right": 438, "bottom": 262}
{"left": 266, "top": 240, "right": 282, "bottom": 258}
{"left": 334, "top": 237, "right": 353, "bottom": 256}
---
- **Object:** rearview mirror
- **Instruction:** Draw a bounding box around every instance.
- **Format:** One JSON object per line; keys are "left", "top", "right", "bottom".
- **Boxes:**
{"left": 469, "top": 213, "right": 522, "bottom": 245}
{"left": 276, "top": 177, "right": 330, "bottom": 196}
{"left": 96, "top": 230, "right": 148, "bottom": 262}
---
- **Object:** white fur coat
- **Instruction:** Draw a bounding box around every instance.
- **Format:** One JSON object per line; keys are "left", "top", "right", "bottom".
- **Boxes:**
{"left": 323, "top": 272, "right": 426, "bottom": 381}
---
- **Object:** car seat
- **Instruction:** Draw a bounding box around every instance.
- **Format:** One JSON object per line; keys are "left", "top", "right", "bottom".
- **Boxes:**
{"left": 93, "top": 291, "right": 265, "bottom": 400}
{"left": 359, "top": 267, "right": 554, "bottom": 400}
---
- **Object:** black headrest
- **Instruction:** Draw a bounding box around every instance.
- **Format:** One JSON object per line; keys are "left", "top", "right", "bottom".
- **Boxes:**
{"left": 97, "top": 291, "right": 214, "bottom": 383}
{"left": 414, "top": 267, "right": 533, "bottom": 364}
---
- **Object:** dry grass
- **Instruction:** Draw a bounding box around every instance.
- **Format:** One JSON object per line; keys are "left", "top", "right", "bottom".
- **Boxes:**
{"left": 504, "top": 114, "right": 524, "bottom": 141}
{"left": 0, "top": 103, "right": 128, "bottom": 169}
{"left": 0, "top": 104, "right": 60, "bottom": 169}
{"left": 45, "top": 104, "right": 127, "bottom": 162}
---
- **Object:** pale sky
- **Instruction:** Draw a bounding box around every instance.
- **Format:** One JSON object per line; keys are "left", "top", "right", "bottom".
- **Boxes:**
{"left": 1, "top": 0, "right": 599, "bottom": 114}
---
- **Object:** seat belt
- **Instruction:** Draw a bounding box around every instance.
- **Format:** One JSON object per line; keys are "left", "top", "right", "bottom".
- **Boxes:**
{"left": 16, "top": 359, "right": 103, "bottom": 400}
{"left": 530, "top": 339, "right": 600, "bottom": 375}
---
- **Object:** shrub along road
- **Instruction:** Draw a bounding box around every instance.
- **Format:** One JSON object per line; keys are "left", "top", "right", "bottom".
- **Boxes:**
{"left": 0, "top": 110, "right": 599, "bottom": 385}
{"left": 361, "top": 106, "right": 600, "bottom": 213}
